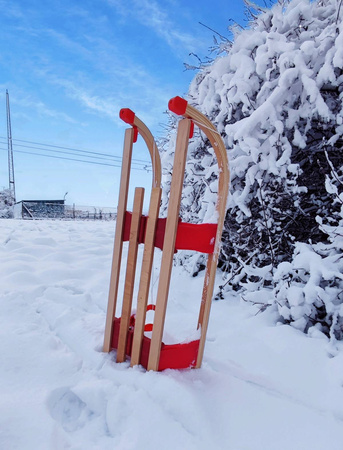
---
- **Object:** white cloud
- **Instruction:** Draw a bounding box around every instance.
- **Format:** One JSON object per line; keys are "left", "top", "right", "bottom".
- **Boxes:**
{"left": 22, "top": 99, "right": 79, "bottom": 124}
{"left": 43, "top": 28, "right": 92, "bottom": 60}
{"left": 0, "top": 87, "right": 79, "bottom": 125}
{"left": 134, "top": 0, "right": 196, "bottom": 50}
{"left": 1, "top": 1, "right": 190, "bottom": 136}
{"left": 38, "top": 76, "right": 119, "bottom": 122}
{"left": 107, "top": 0, "right": 202, "bottom": 56}
{"left": 0, "top": 0, "right": 25, "bottom": 19}
{"left": 45, "top": 71, "right": 172, "bottom": 131}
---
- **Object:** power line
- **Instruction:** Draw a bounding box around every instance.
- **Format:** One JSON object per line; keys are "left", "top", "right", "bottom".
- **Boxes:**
{"left": 0, "top": 136, "right": 152, "bottom": 165}
{"left": 0, "top": 146, "right": 152, "bottom": 171}
{"left": 0, "top": 139, "right": 147, "bottom": 167}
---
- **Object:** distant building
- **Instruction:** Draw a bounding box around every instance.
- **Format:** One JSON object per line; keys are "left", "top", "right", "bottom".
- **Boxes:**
{"left": 14, "top": 200, "right": 65, "bottom": 219}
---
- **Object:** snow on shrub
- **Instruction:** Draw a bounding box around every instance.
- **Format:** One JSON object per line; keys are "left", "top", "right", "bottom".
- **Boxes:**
{"left": 0, "top": 189, "right": 14, "bottom": 218}
{"left": 162, "top": 0, "right": 343, "bottom": 296}
{"left": 160, "top": 0, "right": 343, "bottom": 338}
{"left": 273, "top": 240, "right": 343, "bottom": 340}
{"left": 273, "top": 147, "right": 343, "bottom": 340}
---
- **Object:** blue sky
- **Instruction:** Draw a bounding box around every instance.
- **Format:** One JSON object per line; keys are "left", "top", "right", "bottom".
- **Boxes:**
{"left": 0, "top": 0, "right": 273, "bottom": 208}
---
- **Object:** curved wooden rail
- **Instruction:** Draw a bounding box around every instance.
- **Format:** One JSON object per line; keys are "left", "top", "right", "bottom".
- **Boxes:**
{"left": 104, "top": 100, "right": 229, "bottom": 371}
{"left": 103, "top": 110, "right": 162, "bottom": 353}
{"left": 119, "top": 108, "right": 161, "bottom": 188}
{"left": 168, "top": 97, "right": 230, "bottom": 368}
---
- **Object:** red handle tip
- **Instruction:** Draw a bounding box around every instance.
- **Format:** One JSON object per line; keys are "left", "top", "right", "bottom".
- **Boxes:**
{"left": 119, "top": 108, "right": 135, "bottom": 125}
{"left": 168, "top": 96, "right": 188, "bottom": 116}
{"left": 189, "top": 121, "right": 194, "bottom": 138}
{"left": 133, "top": 126, "right": 138, "bottom": 143}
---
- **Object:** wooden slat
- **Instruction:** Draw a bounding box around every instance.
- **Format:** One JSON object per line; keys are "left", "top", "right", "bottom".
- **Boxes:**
{"left": 132, "top": 116, "right": 161, "bottom": 189}
{"left": 116, "top": 187, "right": 145, "bottom": 363}
{"left": 168, "top": 99, "right": 230, "bottom": 369}
{"left": 103, "top": 128, "right": 134, "bottom": 352}
{"left": 196, "top": 254, "right": 215, "bottom": 368}
{"left": 147, "top": 119, "right": 191, "bottom": 371}
{"left": 182, "top": 106, "right": 230, "bottom": 369}
{"left": 130, "top": 187, "right": 162, "bottom": 367}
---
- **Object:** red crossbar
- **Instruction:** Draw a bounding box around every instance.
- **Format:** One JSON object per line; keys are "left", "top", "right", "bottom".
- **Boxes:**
{"left": 122, "top": 211, "right": 217, "bottom": 254}
{"left": 111, "top": 318, "right": 199, "bottom": 371}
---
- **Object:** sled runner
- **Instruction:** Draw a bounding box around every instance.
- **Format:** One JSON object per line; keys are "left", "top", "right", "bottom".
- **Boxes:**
{"left": 103, "top": 97, "right": 229, "bottom": 371}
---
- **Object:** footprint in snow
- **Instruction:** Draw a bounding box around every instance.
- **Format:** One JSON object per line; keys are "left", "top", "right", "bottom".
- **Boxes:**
{"left": 47, "top": 387, "right": 87, "bottom": 432}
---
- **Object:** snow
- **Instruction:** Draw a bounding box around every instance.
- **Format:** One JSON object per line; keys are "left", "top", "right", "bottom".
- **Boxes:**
{"left": 0, "top": 218, "right": 343, "bottom": 449}
{"left": 172, "top": 0, "right": 343, "bottom": 257}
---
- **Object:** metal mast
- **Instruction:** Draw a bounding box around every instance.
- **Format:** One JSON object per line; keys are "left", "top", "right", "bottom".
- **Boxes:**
{"left": 6, "top": 90, "right": 16, "bottom": 203}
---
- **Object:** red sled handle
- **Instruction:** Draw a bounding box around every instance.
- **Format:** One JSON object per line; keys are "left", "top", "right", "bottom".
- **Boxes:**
{"left": 119, "top": 108, "right": 162, "bottom": 189}
{"left": 168, "top": 96, "right": 230, "bottom": 369}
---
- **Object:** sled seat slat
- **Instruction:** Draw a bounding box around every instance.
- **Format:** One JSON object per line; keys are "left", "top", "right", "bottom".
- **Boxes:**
{"left": 112, "top": 318, "right": 200, "bottom": 371}
{"left": 123, "top": 211, "right": 217, "bottom": 254}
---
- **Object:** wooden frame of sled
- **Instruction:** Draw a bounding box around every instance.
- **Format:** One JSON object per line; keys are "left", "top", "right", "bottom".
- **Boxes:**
{"left": 103, "top": 97, "right": 229, "bottom": 371}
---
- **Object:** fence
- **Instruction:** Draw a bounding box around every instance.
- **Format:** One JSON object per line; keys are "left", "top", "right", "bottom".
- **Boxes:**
{"left": 13, "top": 201, "right": 117, "bottom": 220}
{"left": 64, "top": 204, "right": 117, "bottom": 220}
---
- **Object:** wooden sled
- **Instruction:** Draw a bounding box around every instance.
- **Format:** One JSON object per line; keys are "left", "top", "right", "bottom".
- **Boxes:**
{"left": 103, "top": 97, "right": 229, "bottom": 371}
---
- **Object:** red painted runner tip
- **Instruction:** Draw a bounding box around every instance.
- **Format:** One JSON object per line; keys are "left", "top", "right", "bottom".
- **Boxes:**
{"left": 189, "top": 121, "right": 194, "bottom": 138}
{"left": 133, "top": 126, "right": 138, "bottom": 143}
{"left": 168, "top": 96, "right": 188, "bottom": 116}
{"left": 119, "top": 108, "right": 135, "bottom": 125}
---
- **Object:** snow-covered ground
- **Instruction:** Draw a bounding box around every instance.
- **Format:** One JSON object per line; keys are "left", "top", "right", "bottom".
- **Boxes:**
{"left": 0, "top": 218, "right": 342, "bottom": 450}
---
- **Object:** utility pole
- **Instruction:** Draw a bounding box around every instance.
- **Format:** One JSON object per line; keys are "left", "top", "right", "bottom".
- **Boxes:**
{"left": 6, "top": 90, "right": 16, "bottom": 203}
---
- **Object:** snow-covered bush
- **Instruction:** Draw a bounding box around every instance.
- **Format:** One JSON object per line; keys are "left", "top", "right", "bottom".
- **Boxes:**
{"left": 0, "top": 189, "right": 14, "bottom": 218}
{"left": 162, "top": 0, "right": 343, "bottom": 295}
{"left": 160, "top": 0, "right": 343, "bottom": 337}
{"left": 273, "top": 140, "right": 343, "bottom": 339}
{"left": 273, "top": 240, "right": 343, "bottom": 340}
